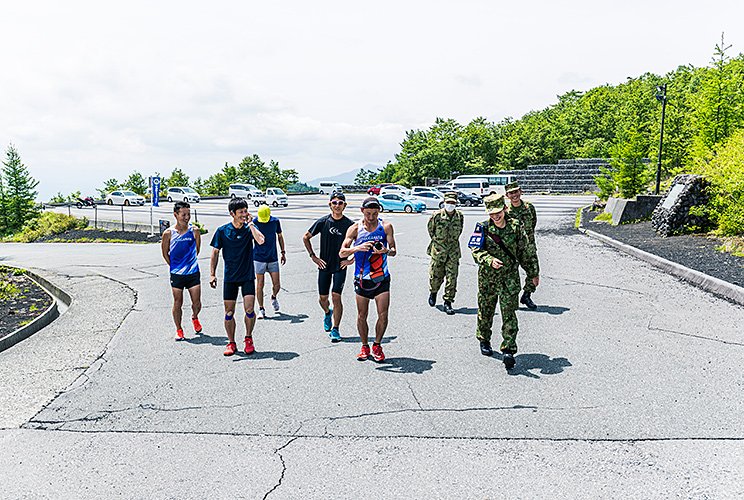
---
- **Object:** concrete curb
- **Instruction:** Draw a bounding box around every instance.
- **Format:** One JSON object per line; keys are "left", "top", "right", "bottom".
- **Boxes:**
{"left": 577, "top": 207, "right": 744, "bottom": 306}
{"left": 0, "top": 268, "right": 73, "bottom": 353}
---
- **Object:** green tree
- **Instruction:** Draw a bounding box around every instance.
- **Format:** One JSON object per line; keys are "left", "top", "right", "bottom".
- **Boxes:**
{"left": 0, "top": 168, "right": 8, "bottom": 233}
{"left": 98, "top": 178, "right": 120, "bottom": 198}
{"left": 354, "top": 168, "right": 378, "bottom": 185}
{"left": 166, "top": 168, "right": 190, "bottom": 188}
{"left": 2, "top": 144, "right": 39, "bottom": 233}
{"left": 124, "top": 171, "right": 147, "bottom": 195}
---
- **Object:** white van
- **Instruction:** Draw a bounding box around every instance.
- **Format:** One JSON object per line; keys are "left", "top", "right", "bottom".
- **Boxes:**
{"left": 318, "top": 181, "right": 343, "bottom": 195}
{"left": 440, "top": 179, "right": 490, "bottom": 198}
{"left": 228, "top": 183, "right": 266, "bottom": 206}
{"left": 265, "top": 187, "right": 289, "bottom": 207}
{"left": 455, "top": 175, "right": 516, "bottom": 195}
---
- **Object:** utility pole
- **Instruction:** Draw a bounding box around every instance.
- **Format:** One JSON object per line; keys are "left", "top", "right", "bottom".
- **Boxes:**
{"left": 655, "top": 84, "right": 668, "bottom": 195}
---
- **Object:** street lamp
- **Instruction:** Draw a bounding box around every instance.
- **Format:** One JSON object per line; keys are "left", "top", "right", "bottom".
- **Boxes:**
{"left": 654, "top": 83, "right": 668, "bottom": 195}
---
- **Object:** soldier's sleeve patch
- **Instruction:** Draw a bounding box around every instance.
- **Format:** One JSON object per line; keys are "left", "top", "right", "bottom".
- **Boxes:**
{"left": 468, "top": 223, "right": 485, "bottom": 249}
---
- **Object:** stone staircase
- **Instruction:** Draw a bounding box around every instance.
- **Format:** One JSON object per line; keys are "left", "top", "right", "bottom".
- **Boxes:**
{"left": 500, "top": 158, "right": 607, "bottom": 194}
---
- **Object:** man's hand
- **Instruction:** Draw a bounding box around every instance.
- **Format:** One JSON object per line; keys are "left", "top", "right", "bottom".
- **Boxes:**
{"left": 490, "top": 258, "right": 503, "bottom": 269}
{"left": 312, "top": 256, "right": 327, "bottom": 270}
{"left": 339, "top": 258, "right": 353, "bottom": 269}
{"left": 281, "top": 253, "right": 287, "bottom": 265}
{"left": 356, "top": 241, "right": 374, "bottom": 253}
{"left": 532, "top": 276, "right": 540, "bottom": 287}
{"left": 209, "top": 275, "right": 217, "bottom": 289}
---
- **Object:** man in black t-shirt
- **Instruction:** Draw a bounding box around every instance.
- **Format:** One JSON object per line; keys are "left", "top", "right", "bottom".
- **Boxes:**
{"left": 302, "top": 192, "right": 355, "bottom": 342}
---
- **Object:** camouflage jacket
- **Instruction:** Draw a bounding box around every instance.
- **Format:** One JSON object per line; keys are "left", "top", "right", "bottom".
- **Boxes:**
{"left": 427, "top": 209, "right": 464, "bottom": 258}
{"left": 470, "top": 218, "right": 539, "bottom": 278}
{"left": 507, "top": 201, "right": 537, "bottom": 244}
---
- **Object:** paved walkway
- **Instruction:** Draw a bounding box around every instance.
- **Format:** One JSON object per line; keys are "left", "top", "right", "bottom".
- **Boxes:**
{"left": 1, "top": 197, "right": 743, "bottom": 498}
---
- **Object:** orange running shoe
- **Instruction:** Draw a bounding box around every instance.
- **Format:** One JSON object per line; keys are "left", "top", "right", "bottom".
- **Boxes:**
{"left": 224, "top": 342, "right": 237, "bottom": 356}
{"left": 175, "top": 329, "right": 185, "bottom": 341}
{"left": 244, "top": 336, "right": 255, "bottom": 355}
{"left": 357, "top": 345, "right": 371, "bottom": 361}
{"left": 371, "top": 344, "right": 385, "bottom": 362}
{"left": 192, "top": 317, "right": 203, "bottom": 334}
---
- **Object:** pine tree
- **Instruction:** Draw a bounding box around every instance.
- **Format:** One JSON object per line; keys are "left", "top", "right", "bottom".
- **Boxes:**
{"left": 2, "top": 144, "right": 39, "bottom": 233}
{"left": 0, "top": 167, "right": 8, "bottom": 234}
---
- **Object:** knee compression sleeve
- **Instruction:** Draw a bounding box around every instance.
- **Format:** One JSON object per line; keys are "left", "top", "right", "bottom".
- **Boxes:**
{"left": 225, "top": 312, "right": 234, "bottom": 321}
{"left": 246, "top": 311, "right": 255, "bottom": 319}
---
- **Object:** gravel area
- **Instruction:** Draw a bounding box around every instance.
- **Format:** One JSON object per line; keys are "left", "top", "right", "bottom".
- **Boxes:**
{"left": 0, "top": 267, "right": 53, "bottom": 339}
{"left": 36, "top": 229, "right": 160, "bottom": 243}
{"left": 582, "top": 209, "right": 744, "bottom": 287}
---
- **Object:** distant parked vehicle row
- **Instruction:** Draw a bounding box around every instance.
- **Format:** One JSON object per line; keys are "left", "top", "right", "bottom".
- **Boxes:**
{"left": 229, "top": 184, "right": 266, "bottom": 207}
{"left": 167, "top": 187, "right": 200, "bottom": 203}
{"left": 378, "top": 193, "right": 426, "bottom": 213}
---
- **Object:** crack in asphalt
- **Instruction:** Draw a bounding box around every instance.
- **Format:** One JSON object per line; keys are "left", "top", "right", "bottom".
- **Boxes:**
{"left": 549, "top": 276, "right": 650, "bottom": 296}
{"left": 262, "top": 423, "right": 304, "bottom": 500}
{"left": 646, "top": 319, "right": 744, "bottom": 347}
{"left": 406, "top": 380, "right": 423, "bottom": 410}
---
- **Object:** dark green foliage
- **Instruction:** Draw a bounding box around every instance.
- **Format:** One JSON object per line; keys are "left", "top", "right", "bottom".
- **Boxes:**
{"left": 124, "top": 171, "right": 147, "bottom": 195}
{"left": 98, "top": 178, "right": 121, "bottom": 198}
{"left": 2, "top": 144, "right": 39, "bottom": 234}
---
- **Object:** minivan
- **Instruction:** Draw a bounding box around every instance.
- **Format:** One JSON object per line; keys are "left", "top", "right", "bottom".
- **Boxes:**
{"left": 166, "top": 187, "right": 201, "bottom": 203}
{"left": 228, "top": 183, "right": 266, "bottom": 206}
{"left": 455, "top": 175, "right": 516, "bottom": 195}
{"left": 318, "top": 182, "right": 343, "bottom": 195}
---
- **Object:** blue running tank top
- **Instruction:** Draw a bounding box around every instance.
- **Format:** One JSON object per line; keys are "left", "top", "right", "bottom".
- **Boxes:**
{"left": 169, "top": 225, "right": 199, "bottom": 275}
{"left": 354, "top": 218, "right": 389, "bottom": 282}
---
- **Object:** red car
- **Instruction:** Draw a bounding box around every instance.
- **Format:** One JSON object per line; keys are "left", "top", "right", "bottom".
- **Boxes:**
{"left": 367, "top": 183, "right": 392, "bottom": 195}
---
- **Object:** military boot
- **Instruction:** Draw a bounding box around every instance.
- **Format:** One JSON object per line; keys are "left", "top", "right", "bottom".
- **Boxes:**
{"left": 428, "top": 292, "right": 436, "bottom": 307}
{"left": 520, "top": 292, "right": 537, "bottom": 310}
{"left": 502, "top": 352, "right": 516, "bottom": 370}
{"left": 443, "top": 301, "right": 454, "bottom": 315}
{"left": 479, "top": 341, "right": 493, "bottom": 356}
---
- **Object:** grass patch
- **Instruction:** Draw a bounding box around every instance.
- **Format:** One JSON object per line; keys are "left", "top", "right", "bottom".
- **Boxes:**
{"left": 575, "top": 207, "right": 586, "bottom": 229}
{"left": 44, "top": 237, "right": 151, "bottom": 244}
{"left": 716, "top": 236, "right": 744, "bottom": 257}
{"left": 4, "top": 212, "right": 88, "bottom": 243}
{"left": 593, "top": 212, "right": 614, "bottom": 223}
{"left": 0, "top": 281, "right": 20, "bottom": 301}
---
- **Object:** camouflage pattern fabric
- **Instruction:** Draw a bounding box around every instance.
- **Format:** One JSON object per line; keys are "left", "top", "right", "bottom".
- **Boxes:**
{"left": 471, "top": 217, "right": 539, "bottom": 353}
{"left": 428, "top": 208, "right": 464, "bottom": 302}
{"left": 508, "top": 200, "right": 539, "bottom": 293}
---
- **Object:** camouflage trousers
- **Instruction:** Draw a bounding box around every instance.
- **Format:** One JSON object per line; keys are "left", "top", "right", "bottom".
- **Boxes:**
{"left": 522, "top": 241, "right": 538, "bottom": 294}
{"left": 429, "top": 254, "right": 459, "bottom": 302}
{"left": 476, "top": 267, "right": 521, "bottom": 353}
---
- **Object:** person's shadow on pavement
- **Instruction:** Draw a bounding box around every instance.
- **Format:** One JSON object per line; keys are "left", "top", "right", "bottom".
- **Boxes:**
{"left": 376, "top": 357, "right": 435, "bottom": 374}
{"left": 184, "top": 333, "right": 226, "bottom": 346}
{"left": 495, "top": 352, "right": 571, "bottom": 379}
{"left": 266, "top": 312, "right": 309, "bottom": 324}
{"left": 444, "top": 306, "right": 478, "bottom": 315}
{"left": 233, "top": 350, "right": 300, "bottom": 362}
{"left": 338, "top": 335, "right": 397, "bottom": 344}
{"left": 520, "top": 305, "right": 570, "bottom": 315}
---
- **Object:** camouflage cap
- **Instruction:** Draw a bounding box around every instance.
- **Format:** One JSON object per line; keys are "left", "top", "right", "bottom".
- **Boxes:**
{"left": 505, "top": 181, "right": 521, "bottom": 193}
{"left": 444, "top": 192, "right": 458, "bottom": 203}
{"left": 484, "top": 194, "right": 506, "bottom": 214}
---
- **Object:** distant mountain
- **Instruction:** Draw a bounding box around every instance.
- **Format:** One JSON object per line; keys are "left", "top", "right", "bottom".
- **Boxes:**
{"left": 307, "top": 164, "right": 382, "bottom": 186}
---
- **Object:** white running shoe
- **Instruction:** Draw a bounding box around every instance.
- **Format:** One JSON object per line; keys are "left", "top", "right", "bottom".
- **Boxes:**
{"left": 271, "top": 297, "right": 280, "bottom": 312}
{"left": 258, "top": 308, "right": 266, "bottom": 319}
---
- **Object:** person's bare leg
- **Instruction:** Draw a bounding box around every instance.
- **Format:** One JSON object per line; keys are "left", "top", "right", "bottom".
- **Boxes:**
{"left": 187, "top": 285, "right": 202, "bottom": 320}
{"left": 319, "top": 295, "right": 330, "bottom": 314}
{"left": 171, "top": 288, "right": 184, "bottom": 330}
{"left": 373, "top": 291, "right": 390, "bottom": 344}
{"left": 356, "top": 295, "right": 370, "bottom": 345}
{"left": 224, "top": 300, "right": 237, "bottom": 343}
{"left": 269, "top": 271, "right": 280, "bottom": 301}
{"left": 256, "top": 274, "right": 265, "bottom": 310}
{"left": 331, "top": 292, "right": 343, "bottom": 328}
{"left": 243, "top": 294, "right": 256, "bottom": 337}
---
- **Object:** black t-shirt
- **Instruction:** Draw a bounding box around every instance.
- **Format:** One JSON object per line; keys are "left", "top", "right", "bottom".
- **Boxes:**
{"left": 308, "top": 214, "right": 355, "bottom": 273}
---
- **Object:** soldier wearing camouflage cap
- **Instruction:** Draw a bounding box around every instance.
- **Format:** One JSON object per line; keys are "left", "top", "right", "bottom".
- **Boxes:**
{"left": 427, "top": 191, "right": 464, "bottom": 315}
{"left": 505, "top": 181, "right": 540, "bottom": 310}
{"left": 468, "top": 193, "right": 539, "bottom": 370}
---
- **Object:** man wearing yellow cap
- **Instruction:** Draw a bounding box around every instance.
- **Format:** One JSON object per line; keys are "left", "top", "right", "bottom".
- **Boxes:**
{"left": 252, "top": 204, "right": 286, "bottom": 319}
{"left": 468, "top": 194, "right": 539, "bottom": 370}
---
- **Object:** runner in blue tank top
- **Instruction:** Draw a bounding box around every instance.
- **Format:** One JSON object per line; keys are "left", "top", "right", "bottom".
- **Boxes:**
{"left": 161, "top": 201, "right": 202, "bottom": 341}
{"left": 340, "top": 196, "right": 397, "bottom": 362}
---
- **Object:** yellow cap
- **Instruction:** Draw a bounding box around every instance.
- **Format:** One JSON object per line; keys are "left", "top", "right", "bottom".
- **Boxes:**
{"left": 257, "top": 204, "right": 271, "bottom": 223}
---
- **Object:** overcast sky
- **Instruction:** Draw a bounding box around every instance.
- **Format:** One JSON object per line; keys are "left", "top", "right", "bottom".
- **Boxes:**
{"left": 1, "top": 0, "right": 742, "bottom": 200}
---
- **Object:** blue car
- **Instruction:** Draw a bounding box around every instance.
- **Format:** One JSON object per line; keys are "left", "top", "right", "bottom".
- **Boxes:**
{"left": 378, "top": 193, "right": 426, "bottom": 213}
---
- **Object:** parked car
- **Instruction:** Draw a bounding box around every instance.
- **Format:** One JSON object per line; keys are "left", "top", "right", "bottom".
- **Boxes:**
{"left": 447, "top": 189, "right": 482, "bottom": 206}
{"left": 105, "top": 190, "right": 145, "bottom": 206}
{"left": 410, "top": 191, "right": 445, "bottom": 210}
{"left": 439, "top": 179, "right": 490, "bottom": 198}
{"left": 229, "top": 183, "right": 266, "bottom": 206}
{"left": 377, "top": 193, "right": 426, "bottom": 213}
{"left": 166, "top": 187, "right": 201, "bottom": 203}
{"left": 367, "top": 183, "right": 392, "bottom": 195}
{"left": 411, "top": 186, "right": 440, "bottom": 195}
{"left": 379, "top": 184, "right": 411, "bottom": 196}
{"left": 318, "top": 181, "right": 343, "bottom": 195}
{"left": 265, "top": 187, "right": 289, "bottom": 207}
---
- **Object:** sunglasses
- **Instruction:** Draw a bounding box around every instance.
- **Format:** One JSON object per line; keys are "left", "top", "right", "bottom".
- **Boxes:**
{"left": 330, "top": 200, "right": 345, "bottom": 205}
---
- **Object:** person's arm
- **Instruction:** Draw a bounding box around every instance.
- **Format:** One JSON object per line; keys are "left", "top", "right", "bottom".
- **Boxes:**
{"left": 471, "top": 223, "right": 501, "bottom": 269}
{"left": 456, "top": 212, "right": 464, "bottom": 237}
{"left": 380, "top": 222, "right": 397, "bottom": 257}
{"left": 161, "top": 230, "right": 171, "bottom": 265}
{"left": 209, "top": 247, "right": 220, "bottom": 288}
{"left": 340, "top": 224, "right": 370, "bottom": 258}
{"left": 247, "top": 220, "right": 265, "bottom": 245}
{"left": 530, "top": 203, "right": 538, "bottom": 232}
{"left": 302, "top": 231, "right": 327, "bottom": 269}
{"left": 278, "top": 232, "right": 286, "bottom": 265}
{"left": 194, "top": 227, "right": 201, "bottom": 255}
{"left": 427, "top": 213, "right": 437, "bottom": 238}
{"left": 516, "top": 222, "right": 539, "bottom": 286}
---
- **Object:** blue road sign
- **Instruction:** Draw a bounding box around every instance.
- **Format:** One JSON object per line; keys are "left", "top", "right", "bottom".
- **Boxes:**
{"left": 152, "top": 176, "right": 160, "bottom": 207}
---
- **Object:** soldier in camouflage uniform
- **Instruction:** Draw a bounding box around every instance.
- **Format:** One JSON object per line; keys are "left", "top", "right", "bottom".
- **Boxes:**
{"left": 505, "top": 181, "right": 540, "bottom": 310}
{"left": 469, "top": 194, "right": 539, "bottom": 370}
{"left": 427, "top": 192, "right": 464, "bottom": 315}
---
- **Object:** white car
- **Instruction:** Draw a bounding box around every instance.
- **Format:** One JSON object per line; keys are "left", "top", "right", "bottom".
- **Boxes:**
{"left": 229, "top": 183, "right": 266, "bottom": 207}
{"left": 411, "top": 186, "right": 440, "bottom": 196}
{"left": 318, "top": 181, "right": 343, "bottom": 195}
{"left": 105, "top": 190, "right": 145, "bottom": 206}
{"left": 166, "top": 187, "right": 200, "bottom": 203}
{"left": 265, "top": 187, "right": 289, "bottom": 207}
{"left": 379, "top": 184, "right": 411, "bottom": 196}
{"left": 410, "top": 191, "right": 445, "bottom": 210}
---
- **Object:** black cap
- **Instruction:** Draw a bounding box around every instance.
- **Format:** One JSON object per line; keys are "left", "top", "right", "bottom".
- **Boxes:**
{"left": 361, "top": 196, "right": 381, "bottom": 209}
{"left": 330, "top": 192, "right": 346, "bottom": 201}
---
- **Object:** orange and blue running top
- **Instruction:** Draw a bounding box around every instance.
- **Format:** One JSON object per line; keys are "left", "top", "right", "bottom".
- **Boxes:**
{"left": 353, "top": 218, "right": 389, "bottom": 282}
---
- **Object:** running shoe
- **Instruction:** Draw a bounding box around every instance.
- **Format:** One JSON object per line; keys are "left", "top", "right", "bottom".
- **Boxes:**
{"left": 371, "top": 344, "right": 385, "bottom": 362}
{"left": 258, "top": 308, "right": 266, "bottom": 320}
{"left": 329, "top": 327, "right": 341, "bottom": 343}
{"left": 323, "top": 309, "right": 333, "bottom": 332}
{"left": 224, "top": 342, "right": 237, "bottom": 356}
{"left": 175, "top": 329, "right": 185, "bottom": 341}
{"left": 192, "top": 317, "right": 203, "bottom": 334}
{"left": 357, "top": 344, "right": 370, "bottom": 361}
{"left": 271, "top": 297, "right": 280, "bottom": 312}
{"left": 244, "top": 336, "right": 255, "bottom": 355}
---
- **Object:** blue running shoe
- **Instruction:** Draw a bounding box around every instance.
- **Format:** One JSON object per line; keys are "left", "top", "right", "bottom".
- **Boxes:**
{"left": 329, "top": 327, "right": 341, "bottom": 342}
{"left": 323, "top": 309, "right": 333, "bottom": 332}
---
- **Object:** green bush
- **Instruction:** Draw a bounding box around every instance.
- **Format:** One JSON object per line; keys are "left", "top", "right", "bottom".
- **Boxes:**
{"left": 8, "top": 212, "right": 88, "bottom": 242}
{"left": 691, "top": 129, "right": 744, "bottom": 236}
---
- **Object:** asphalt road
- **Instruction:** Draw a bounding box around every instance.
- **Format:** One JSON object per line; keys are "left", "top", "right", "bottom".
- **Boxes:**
{"left": 3, "top": 194, "right": 743, "bottom": 499}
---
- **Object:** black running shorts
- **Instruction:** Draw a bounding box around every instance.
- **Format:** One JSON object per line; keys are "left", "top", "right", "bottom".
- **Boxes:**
{"left": 318, "top": 269, "right": 347, "bottom": 296}
{"left": 223, "top": 280, "right": 256, "bottom": 301}
{"left": 354, "top": 275, "right": 391, "bottom": 299}
{"left": 170, "top": 272, "right": 201, "bottom": 290}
